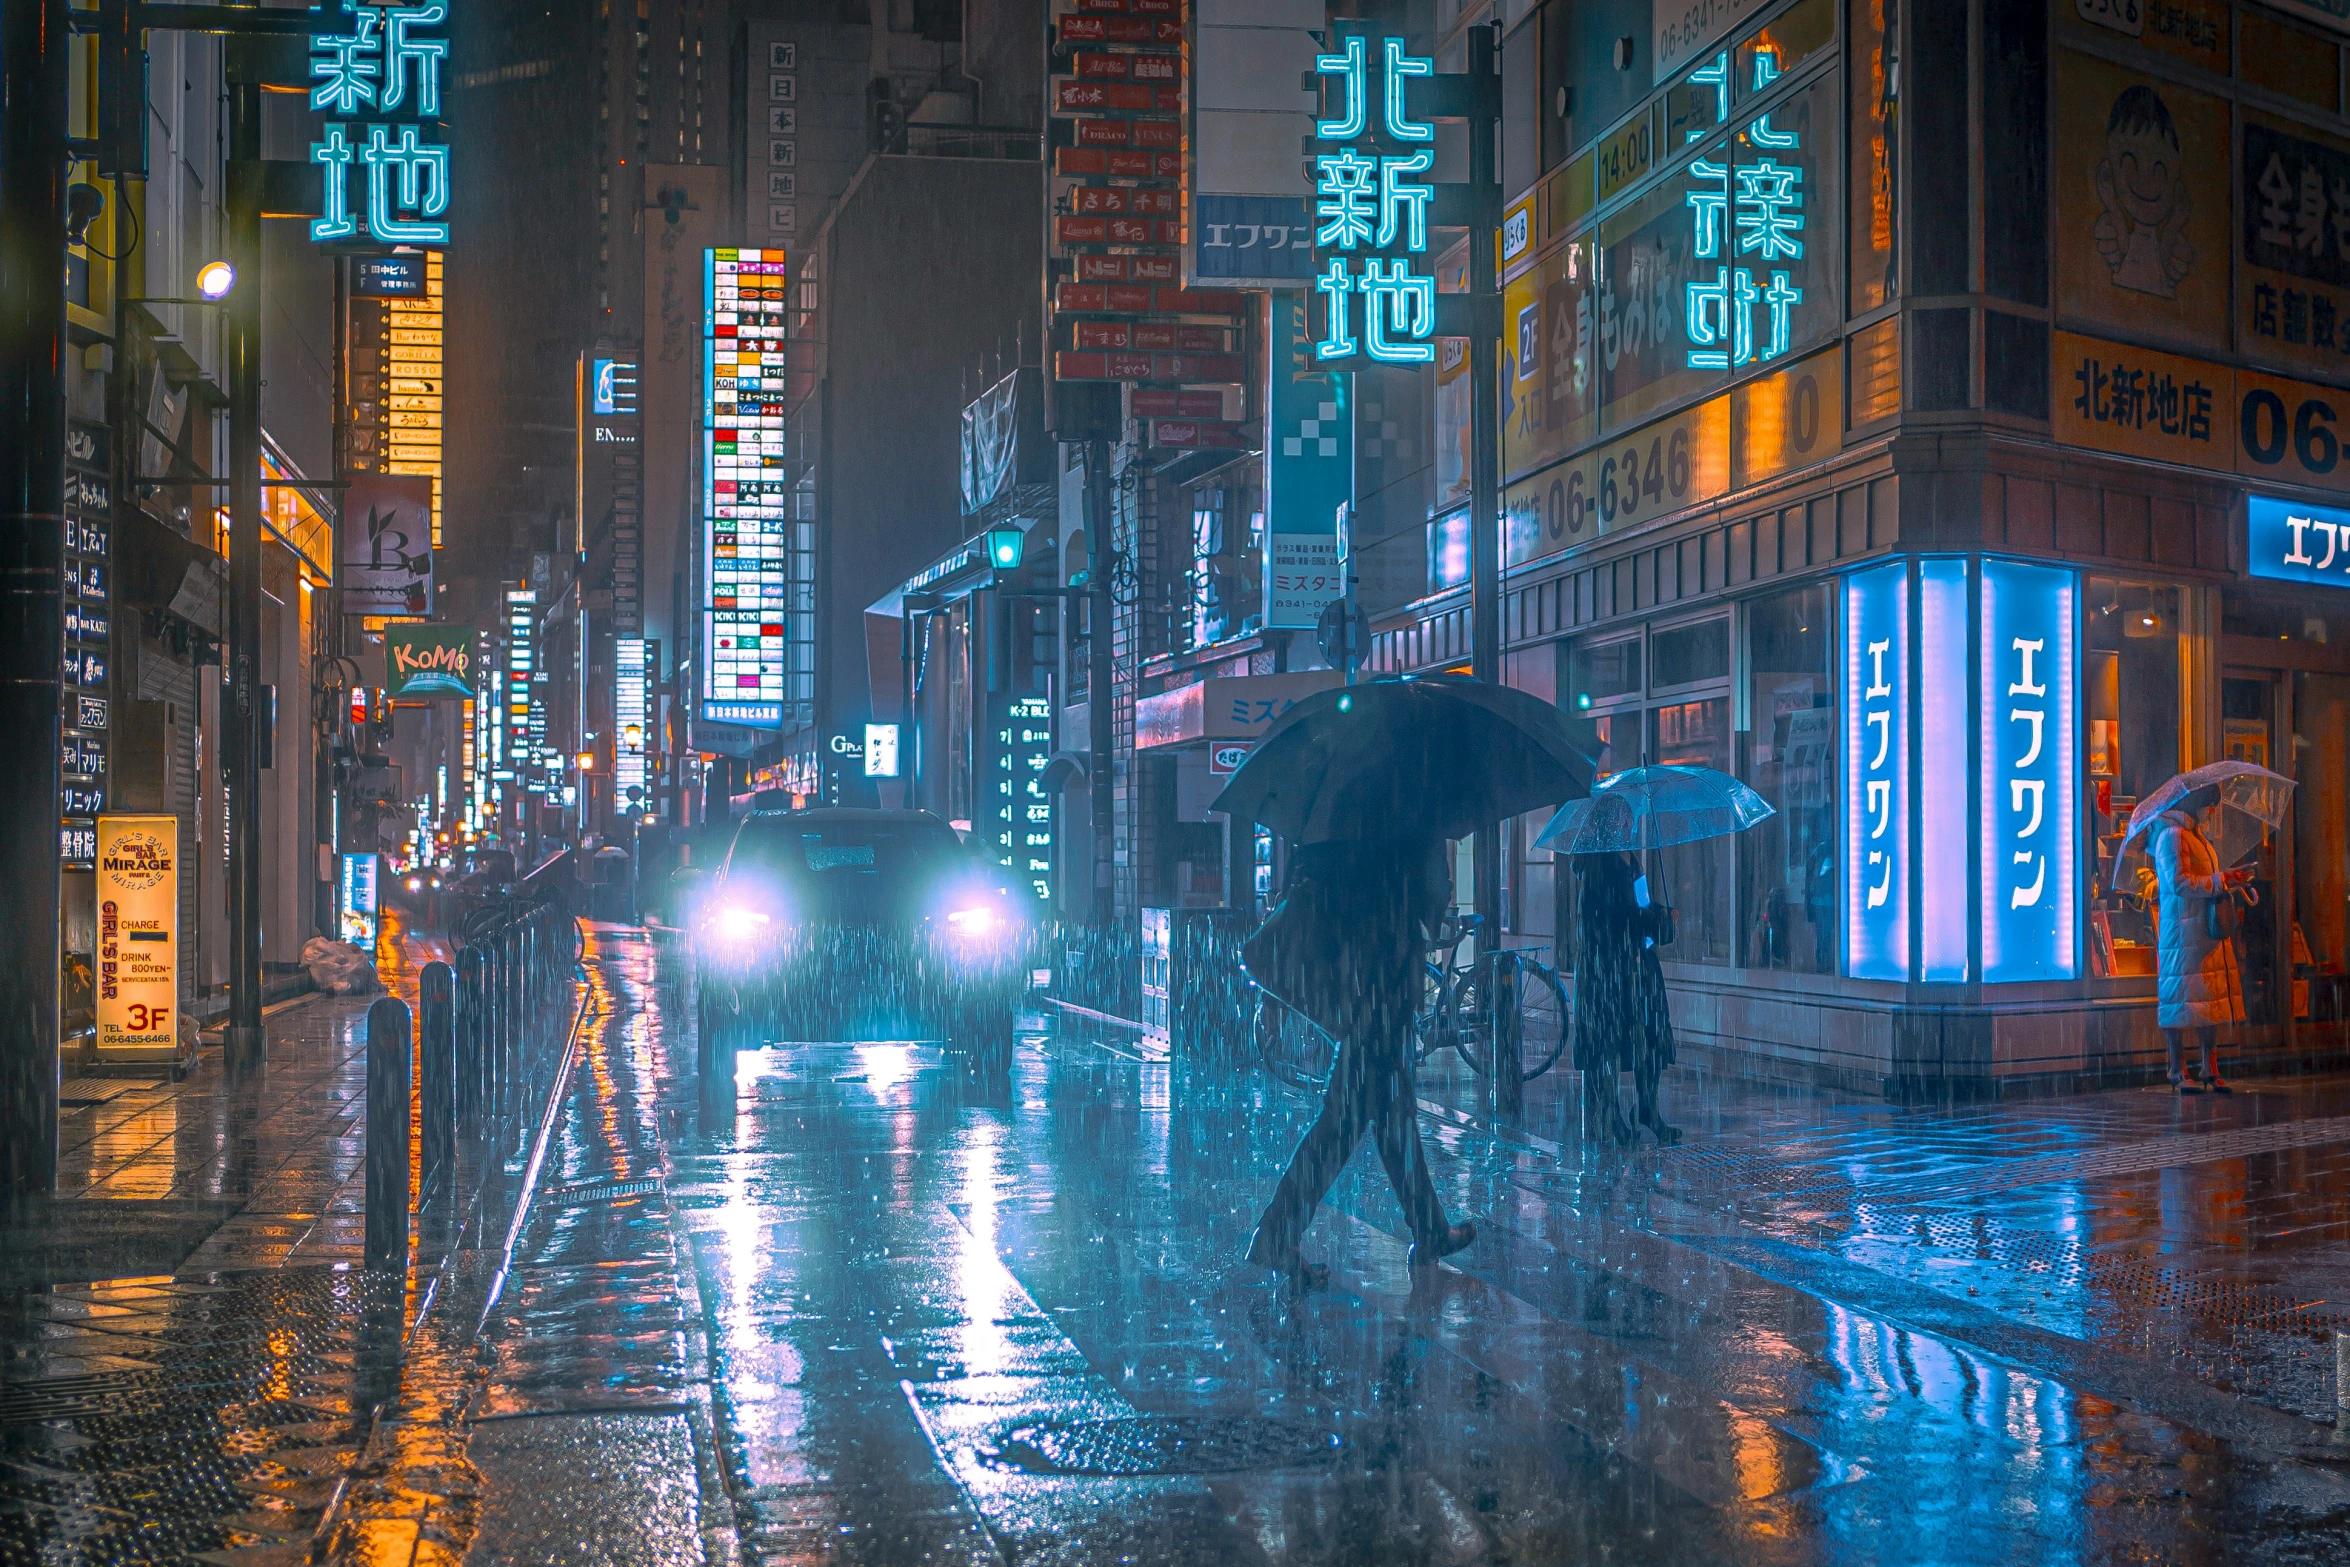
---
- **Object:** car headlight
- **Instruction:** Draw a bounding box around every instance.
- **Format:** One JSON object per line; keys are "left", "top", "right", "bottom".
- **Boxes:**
{"left": 944, "top": 905, "right": 1000, "bottom": 938}
{"left": 405, "top": 876, "right": 422, "bottom": 892}
{"left": 713, "top": 904, "right": 772, "bottom": 942}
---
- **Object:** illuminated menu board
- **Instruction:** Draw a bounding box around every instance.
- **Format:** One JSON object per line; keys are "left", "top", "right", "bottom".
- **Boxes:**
{"left": 702, "top": 247, "right": 790, "bottom": 729}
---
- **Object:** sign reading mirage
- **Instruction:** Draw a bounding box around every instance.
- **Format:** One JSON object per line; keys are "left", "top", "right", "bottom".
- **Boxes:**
{"left": 1312, "top": 36, "right": 1438, "bottom": 364}
{"left": 309, "top": 3, "right": 452, "bottom": 245}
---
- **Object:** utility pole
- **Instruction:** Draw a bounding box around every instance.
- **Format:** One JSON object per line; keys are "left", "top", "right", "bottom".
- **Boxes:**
{"left": 1461, "top": 23, "right": 1512, "bottom": 1112}
{"left": 223, "top": 77, "right": 265, "bottom": 1068}
{"left": 0, "top": 0, "right": 71, "bottom": 1195}
{"left": 1086, "top": 438, "right": 1114, "bottom": 924}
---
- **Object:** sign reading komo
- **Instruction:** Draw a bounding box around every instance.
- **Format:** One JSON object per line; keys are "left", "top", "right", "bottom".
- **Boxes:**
{"left": 309, "top": 4, "right": 453, "bottom": 245}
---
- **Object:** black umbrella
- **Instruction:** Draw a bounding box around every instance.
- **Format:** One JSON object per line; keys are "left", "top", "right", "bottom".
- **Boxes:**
{"left": 1208, "top": 674, "right": 1595, "bottom": 842}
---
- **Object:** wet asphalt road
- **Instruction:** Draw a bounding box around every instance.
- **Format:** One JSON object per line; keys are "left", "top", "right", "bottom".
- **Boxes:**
{"left": 451, "top": 923, "right": 2350, "bottom": 1567}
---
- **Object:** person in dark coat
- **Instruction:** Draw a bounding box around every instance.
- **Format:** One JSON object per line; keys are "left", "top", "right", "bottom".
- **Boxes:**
{"left": 1244, "top": 836, "right": 1476, "bottom": 1283}
{"left": 1572, "top": 846, "right": 1680, "bottom": 1146}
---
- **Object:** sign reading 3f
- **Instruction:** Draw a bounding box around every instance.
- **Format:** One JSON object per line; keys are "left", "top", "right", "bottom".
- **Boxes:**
{"left": 310, "top": 4, "right": 453, "bottom": 245}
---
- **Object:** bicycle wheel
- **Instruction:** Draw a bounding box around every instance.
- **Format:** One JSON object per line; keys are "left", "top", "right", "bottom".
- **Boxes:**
{"left": 1515, "top": 958, "right": 1571, "bottom": 1080}
{"left": 1410, "top": 961, "right": 1463, "bottom": 1067}
{"left": 1256, "top": 991, "right": 1336, "bottom": 1092}
{"left": 1456, "top": 952, "right": 1572, "bottom": 1082}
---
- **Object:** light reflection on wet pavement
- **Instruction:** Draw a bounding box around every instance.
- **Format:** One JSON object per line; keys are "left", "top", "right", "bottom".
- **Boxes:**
{"left": 16, "top": 921, "right": 2350, "bottom": 1564}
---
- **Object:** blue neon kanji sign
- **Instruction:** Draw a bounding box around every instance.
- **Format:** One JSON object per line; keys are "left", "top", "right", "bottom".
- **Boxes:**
{"left": 1312, "top": 35, "right": 1438, "bottom": 365}
{"left": 309, "top": 3, "right": 452, "bottom": 245}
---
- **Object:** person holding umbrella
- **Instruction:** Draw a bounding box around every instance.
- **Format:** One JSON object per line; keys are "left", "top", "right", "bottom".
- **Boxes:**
{"left": 2117, "top": 761, "right": 2295, "bottom": 1094}
{"left": 1215, "top": 676, "right": 1594, "bottom": 1283}
{"left": 1538, "top": 765, "right": 1776, "bottom": 1147}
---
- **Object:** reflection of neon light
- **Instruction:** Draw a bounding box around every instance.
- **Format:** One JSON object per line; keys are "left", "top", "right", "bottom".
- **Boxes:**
{"left": 1920, "top": 559, "right": 1968, "bottom": 981}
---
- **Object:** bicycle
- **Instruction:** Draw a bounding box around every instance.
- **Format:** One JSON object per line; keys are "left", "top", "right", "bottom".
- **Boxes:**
{"left": 1252, "top": 915, "right": 1571, "bottom": 1090}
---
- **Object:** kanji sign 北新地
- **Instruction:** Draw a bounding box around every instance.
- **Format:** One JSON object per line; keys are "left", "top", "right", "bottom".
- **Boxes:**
{"left": 1312, "top": 35, "right": 1439, "bottom": 365}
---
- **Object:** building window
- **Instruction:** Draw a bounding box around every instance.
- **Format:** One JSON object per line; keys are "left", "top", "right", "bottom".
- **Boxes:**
{"left": 2088, "top": 577, "right": 2184, "bottom": 978}
{"left": 1742, "top": 583, "right": 1836, "bottom": 972}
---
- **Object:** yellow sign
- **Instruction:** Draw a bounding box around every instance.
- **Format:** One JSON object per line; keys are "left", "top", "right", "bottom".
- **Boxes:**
{"left": 2052, "top": 49, "right": 2231, "bottom": 354}
{"left": 96, "top": 815, "right": 179, "bottom": 1060}
{"left": 2052, "top": 330, "right": 2350, "bottom": 494}
{"left": 1505, "top": 396, "right": 1732, "bottom": 567}
{"left": 1731, "top": 347, "right": 1843, "bottom": 491}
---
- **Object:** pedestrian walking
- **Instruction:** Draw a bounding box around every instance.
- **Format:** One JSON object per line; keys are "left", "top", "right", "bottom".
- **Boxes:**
{"left": 1241, "top": 836, "right": 1476, "bottom": 1284}
{"left": 2149, "top": 804, "right": 2250, "bottom": 1094}
{"left": 1571, "top": 829, "right": 1680, "bottom": 1147}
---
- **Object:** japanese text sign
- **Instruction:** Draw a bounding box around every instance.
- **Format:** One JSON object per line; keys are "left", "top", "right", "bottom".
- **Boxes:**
{"left": 2249, "top": 493, "right": 2350, "bottom": 588}
{"left": 96, "top": 816, "right": 179, "bottom": 1060}
{"left": 1312, "top": 34, "right": 1439, "bottom": 364}
{"left": 309, "top": 3, "right": 452, "bottom": 245}
{"left": 1842, "top": 561, "right": 1908, "bottom": 981}
{"left": 1981, "top": 559, "right": 2077, "bottom": 983}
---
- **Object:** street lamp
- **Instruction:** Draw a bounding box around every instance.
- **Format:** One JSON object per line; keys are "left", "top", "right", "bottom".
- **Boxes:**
{"left": 985, "top": 526, "right": 1024, "bottom": 570}
{"left": 195, "top": 259, "right": 236, "bottom": 299}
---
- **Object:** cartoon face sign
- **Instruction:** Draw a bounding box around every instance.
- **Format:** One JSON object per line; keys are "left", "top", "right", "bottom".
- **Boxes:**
{"left": 2095, "top": 85, "right": 2196, "bottom": 299}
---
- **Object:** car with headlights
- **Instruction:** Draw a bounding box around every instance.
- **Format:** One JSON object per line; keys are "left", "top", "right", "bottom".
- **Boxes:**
{"left": 693, "top": 806, "right": 1031, "bottom": 1061}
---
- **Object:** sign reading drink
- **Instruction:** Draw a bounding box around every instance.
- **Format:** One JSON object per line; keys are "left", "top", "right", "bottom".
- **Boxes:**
{"left": 96, "top": 816, "right": 179, "bottom": 1061}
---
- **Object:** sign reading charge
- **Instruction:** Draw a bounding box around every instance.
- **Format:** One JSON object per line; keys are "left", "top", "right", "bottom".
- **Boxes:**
{"left": 96, "top": 815, "right": 179, "bottom": 1060}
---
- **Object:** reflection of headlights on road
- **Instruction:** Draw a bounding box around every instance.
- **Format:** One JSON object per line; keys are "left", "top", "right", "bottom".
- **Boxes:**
{"left": 945, "top": 906, "right": 1001, "bottom": 939}
{"left": 713, "top": 905, "right": 772, "bottom": 942}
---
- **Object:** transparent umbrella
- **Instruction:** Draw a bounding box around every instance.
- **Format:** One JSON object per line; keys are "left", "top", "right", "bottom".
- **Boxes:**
{"left": 1534, "top": 764, "right": 1776, "bottom": 855}
{"left": 2111, "top": 760, "right": 2296, "bottom": 895}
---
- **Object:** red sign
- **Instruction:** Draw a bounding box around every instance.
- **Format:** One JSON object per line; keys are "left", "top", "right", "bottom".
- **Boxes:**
{"left": 1076, "top": 0, "right": 1181, "bottom": 13}
{"left": 1055, "top": 350, "right": 1245, "bottom": 384}
{"left": 1150, "top": 420, "right": 1253, "bottom": 450}
{"left": 1069, "top": 186, "right": 1181, "bottom": 216}
{"left": 1073, "top": 253, "right": 1181, "bottom": 284}
{"left": 1075, "top": 52, "right": 1177, "bottom": 82}
{"left": 1054, "top": 80, "right": 1177, "bottom": 113}
{"left": 1053, "top": 214, "right": 1185, "bottom": 247}
{"left": 1130, "top": 389, "right": 1225, "bottom": 418}
{"left": 1058, "top": 15, "right": 1182, "bottom": 44}
{"left": 1055, "top": 147, "right": 1183, "bottom": 179}
{"left": 1069, "top": 321, "right": 1231, "bottom": 352}
{"left": 1209, "top": 743, "right": 1251, "bottom": 776}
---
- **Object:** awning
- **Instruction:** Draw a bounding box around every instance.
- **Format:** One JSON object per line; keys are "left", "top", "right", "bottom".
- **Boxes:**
{"left": 1039, "top": 751, "right": 1089, "bottom": 794}
{"left": 1134, "top": 670, "right": 1344, "bottom": 749}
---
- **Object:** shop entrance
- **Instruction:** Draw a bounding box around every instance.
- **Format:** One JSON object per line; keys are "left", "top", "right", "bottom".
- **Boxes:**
{"left": 2216, "top": 658, "right": 2350, "bottom": 1053}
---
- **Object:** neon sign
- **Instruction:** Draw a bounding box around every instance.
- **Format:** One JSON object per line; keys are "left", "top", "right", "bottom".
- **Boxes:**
{"left": 702, "top": 248, "right": 790, "bottom": 729}
{"left": 1982, "top": 559, "right": 2077, "bottom": 982}
{"left": 309, "top": 4, "right": 452, "bottom": 245}
{"left": 1682, "top": 49, "right": 1802, "bottom": 371}
{"left": 1843, "top": 561, "right": 1908, "bottom": 980}
{"left": 1312, "top": 35, "right": 1438, "bottom": 365}
{"left": 2248, "top": 493, "right": 2350, "bottom": 589}
{"left": 616, "top": 638, "right": 648, "bottom": 798}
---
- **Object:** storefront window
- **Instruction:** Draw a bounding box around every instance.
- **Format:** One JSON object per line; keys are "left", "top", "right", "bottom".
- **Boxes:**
{"left": 2085, "top": 577, "right": 2182, "bottom": 979}
{"left": 1569, "top": 637, "right": 1642, "bottom": 710}
{"left": 1742, "top": 584, "right": 1835, "bottom": 972}
{"left": 1651, "top": 695, "right": 1734, "bottom": 964}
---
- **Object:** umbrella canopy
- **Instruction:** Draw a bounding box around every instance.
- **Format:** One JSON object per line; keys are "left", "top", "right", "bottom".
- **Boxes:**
{"left": 1208, "top": 675, "right": 1595, "bottom": 843}
{"left": 2111, "top": 760, "right": 2296, "bottom": 895}
{"left": 1534, "top": 764, "right": 1776, "bottom": 855}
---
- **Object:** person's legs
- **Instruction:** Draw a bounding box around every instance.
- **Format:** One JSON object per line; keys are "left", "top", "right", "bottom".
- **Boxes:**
{"left": 1583, "top": 1061, "right": 1635, "bottom": 1142}
{"left": 2196, "top": 1025, "right": 2231, "bottom": 1092}
{"left": 1248, "top": 1035, "right": 1375, "bottom": 1266}
{"left": 1634, "top": 1058, "right": 1679, "bottom": 1146}
{"left": 2162, "top": 1027, "right": 2200, "bottom": 1092}
{"left": 1361, "top": 1039, "right": 1448, "bottom": 1244}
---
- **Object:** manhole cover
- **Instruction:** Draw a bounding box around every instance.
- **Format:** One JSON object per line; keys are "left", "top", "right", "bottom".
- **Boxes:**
{"left": 980, "top": 1416, "right": 1341, "bottom": 1476}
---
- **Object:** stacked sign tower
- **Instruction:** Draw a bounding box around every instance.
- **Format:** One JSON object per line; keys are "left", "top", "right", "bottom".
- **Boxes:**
{"left": 702, "top": 249, "right": 791, "bottom": 730}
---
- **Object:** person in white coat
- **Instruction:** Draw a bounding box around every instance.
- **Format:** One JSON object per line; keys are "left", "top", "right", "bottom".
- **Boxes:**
{"left": 2149, "top": 805, "right": 2251, "bottom": 1093}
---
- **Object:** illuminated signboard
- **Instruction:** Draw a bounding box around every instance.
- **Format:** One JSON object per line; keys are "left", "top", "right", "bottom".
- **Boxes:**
{"left": 1982, "top": 559, "right": 2077, "bottom": 983}
{"left": 592, "top": 357, "right": 640, "bottom": 417}
{"left": 1681, "top": 47, "right": 1804, "bottom": 372}
{"left": 2248, "top": 493, "right": 2350, "bottom": 589}
{"left": 616, "top": 637, "right": 648, "bottom": 798}
{"left": 1312, "top": 35, "right": 1437, "bottom": 364}
{"left": 702, "top": 248, "right": 790, "bottom": 728}
{"left": 863, "top": 722, "right": 900, "bottom": 779}
{"left": 504, "top": 591, "right": 534, "bottom": 792}
{"left": 1842, "top": 561, "right": 1907, "bottom": 981}
{"left": 986, "top": 696, "right": 1053, "bottom": 899}
{"left": 309, "top": 3, "right": 453, "bottom": 245}
{"left": 1918, "top": 558, "right": 1969, "bottom": 982}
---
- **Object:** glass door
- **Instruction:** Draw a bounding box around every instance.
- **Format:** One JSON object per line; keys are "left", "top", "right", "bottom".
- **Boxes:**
{"left": 2222, "top": 675, "right": 2287, "bottom": 1031}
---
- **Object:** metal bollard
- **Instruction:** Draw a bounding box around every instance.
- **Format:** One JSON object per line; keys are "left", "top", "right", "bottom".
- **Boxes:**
{"left": 364, "top": 996, "right": 413, "bottom": 1272}
{"left": 2336, "top": 1331, "right": 2350, "bottom": 1440}
{"left": 455, "top": 947, "right": 484, "bottom": 1120}
{"left": 419, "top": 961, "right": 455, "bottom": 1189}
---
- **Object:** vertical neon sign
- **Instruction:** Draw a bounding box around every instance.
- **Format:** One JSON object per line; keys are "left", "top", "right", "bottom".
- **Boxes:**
{"left": 703, "top": 248, "right": 790, "bottom": 728}
{"left": 1918, "top": 558, "right": 1969, "bottom": 981}
{"left": 1843, "top": 561, "right": 1908, "bottom": 980}
{"left": 1312, "top": 34, "right": 1438, "bottom": 363}
{"left": 1981, "top": 559, "right": 2077, "bottom": 982}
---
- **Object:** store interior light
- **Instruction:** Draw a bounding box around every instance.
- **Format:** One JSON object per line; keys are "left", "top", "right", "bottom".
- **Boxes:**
{"left": 196, "top": 260, "right": 236, "bottom": 299}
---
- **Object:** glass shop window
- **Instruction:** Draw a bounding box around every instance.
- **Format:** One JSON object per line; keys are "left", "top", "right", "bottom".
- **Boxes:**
{"left": 2086, "top": 577, "right": 2183, "bottom": 979}
{"left": 1650, "top": 695, "right": 1735, "bottom": 964}
{"left": 1568, "top": 636, "right": 1642, "bottom": 711}
{"left": 1741, "top": 583, "right": 1836, "bottom": 973}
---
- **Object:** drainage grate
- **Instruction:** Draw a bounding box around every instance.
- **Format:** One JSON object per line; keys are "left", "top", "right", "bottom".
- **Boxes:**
{"left": 541, "top": 1178, "right": 662, "bottom": 1207}
{"left": 58, "top": 1079, "right": 144, "bottom": 1106}
{"left": 978, "top": 1416, "right": 1342, "bottom": 1476}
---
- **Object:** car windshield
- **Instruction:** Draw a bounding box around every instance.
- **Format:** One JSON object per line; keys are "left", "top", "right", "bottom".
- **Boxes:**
{"left": 727, "top": 819, "right": 966, "bottom": 885}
